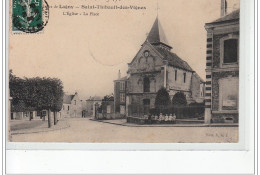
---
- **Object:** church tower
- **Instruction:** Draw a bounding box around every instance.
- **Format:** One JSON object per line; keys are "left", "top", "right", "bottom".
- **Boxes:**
{"left": 146, "top": 17, "right": 173, "bottom": 51}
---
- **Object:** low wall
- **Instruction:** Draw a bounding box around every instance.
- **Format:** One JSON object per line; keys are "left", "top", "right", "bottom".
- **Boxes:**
{"left": 95, "top": 113, "right": 126, "bottom": 120}
{"left": 127, "top": 116, "right": 176, "bottom": 125}
{"left": 211, "top": 113, "right": 238, "bottom": 123}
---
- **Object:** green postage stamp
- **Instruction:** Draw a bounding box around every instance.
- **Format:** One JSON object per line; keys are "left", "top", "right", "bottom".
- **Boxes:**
{"left": 12, "top": 0, "right": 49, "bottom": 33}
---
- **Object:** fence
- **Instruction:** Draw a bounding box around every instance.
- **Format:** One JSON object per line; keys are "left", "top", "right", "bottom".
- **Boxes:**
{"left": 128, "top": 104, "right": 205, "bottom": 119}
{"left": 128, "top": 104, "right": 150, "bottom": 117}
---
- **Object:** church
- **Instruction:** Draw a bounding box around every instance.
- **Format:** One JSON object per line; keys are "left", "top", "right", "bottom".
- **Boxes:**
{"left": 124, "top": 17, "right": 205, "bottom": 116}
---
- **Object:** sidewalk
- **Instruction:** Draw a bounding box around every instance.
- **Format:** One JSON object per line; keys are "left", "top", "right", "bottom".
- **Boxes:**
{"left": 90, "top": 119, "right": 239, "bottom": 127}
{"left": 11, "top": 119, "right": 70, "bottom": 135}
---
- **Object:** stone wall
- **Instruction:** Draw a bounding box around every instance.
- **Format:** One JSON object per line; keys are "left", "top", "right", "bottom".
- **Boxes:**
{"left": 191, "top": 74, "right": 204, "bottom": 103}
{"left": 212, "top": 113, "right": 239, "bottom": 123}
{"left": 212, "top": 71, "right": 239, "bottom": 111}
{"left": 167, "top": 66, "right": 192, "bottom": 92}
{"left": 128, "top": 72, "right": 164, "bottom": 94}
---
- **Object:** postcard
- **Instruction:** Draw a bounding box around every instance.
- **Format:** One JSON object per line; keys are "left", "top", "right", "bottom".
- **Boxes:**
{"left": 8, "top": 0, "right": 241, "bottom": 144}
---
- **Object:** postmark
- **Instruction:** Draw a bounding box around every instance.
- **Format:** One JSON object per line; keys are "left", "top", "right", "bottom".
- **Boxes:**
{"left": 12, "top": 0, "right": 49, "bottom": 33}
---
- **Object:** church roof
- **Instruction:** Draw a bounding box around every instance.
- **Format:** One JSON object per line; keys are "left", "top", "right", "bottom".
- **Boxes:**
{"left": 130, "top": 18, "right": 194, "bottom": 72}
{"left": 146, "top": 17, "right": 172, "bottom": 49}
{"left": 154, "top": 47, "right": 194, "bottom": 72}
{"left": 207, "top": 9, "right": 239, "bottom": 24}
{"left": 193, "top": 72, "right": 205, "bottom": 83}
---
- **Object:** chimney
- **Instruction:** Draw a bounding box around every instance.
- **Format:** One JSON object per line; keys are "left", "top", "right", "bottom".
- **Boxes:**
{"left": 221, "top": 0, "right": 227, "bottom": 17}
{"left": 118, "top": 70, "right": 121, "bottom": 79}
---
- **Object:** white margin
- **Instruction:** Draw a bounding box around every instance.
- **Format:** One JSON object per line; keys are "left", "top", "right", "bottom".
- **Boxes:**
{"left": 3, "top": 0, "right": 257, "bottom": 174}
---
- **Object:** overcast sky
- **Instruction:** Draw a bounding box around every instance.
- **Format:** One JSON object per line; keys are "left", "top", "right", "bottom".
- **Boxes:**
{"left": 9, "top": 0, "right": 239, "bottom": 100}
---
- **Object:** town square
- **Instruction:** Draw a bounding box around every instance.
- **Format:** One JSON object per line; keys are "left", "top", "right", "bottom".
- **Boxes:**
{"left": 9, "top": 0, "right": 240, "bottom": 143}
{"left": 11, "top": 118, "right": 238, "bottom": 143}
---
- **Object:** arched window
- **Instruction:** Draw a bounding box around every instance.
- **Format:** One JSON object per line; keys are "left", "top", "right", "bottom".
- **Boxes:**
{"left": 143, "top": 77, "right": 150, "bottom": 92}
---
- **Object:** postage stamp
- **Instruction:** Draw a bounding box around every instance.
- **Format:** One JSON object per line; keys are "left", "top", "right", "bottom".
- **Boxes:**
{"left": 12, "top": 0, "right": 49, "bottom": 33}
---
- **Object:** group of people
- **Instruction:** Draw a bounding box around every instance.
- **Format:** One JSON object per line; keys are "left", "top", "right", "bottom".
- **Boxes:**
{"left": 144, "top": 113, "right": 177, "bottom": 123}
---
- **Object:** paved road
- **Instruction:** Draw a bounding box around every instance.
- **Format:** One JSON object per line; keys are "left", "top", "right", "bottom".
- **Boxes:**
{"left": 10, "top": 119, "right": 45, "bottom": 131}
{"left": 11, "top": 118, "right": 238, "bottom": 143}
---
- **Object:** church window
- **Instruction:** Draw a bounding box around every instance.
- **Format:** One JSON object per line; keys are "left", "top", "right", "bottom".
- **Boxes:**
{"left": 183, "top": 73, "right": 186, "bottom": 83}
{"left": 175, "top": 70, "right": 178, "bottom": 81}
{"left": 144, "top": 51, "right": 149, "bottom": 57}
{"left": 68, "top": 106, "right": 70, "bottom": 111}
{"left": 143, "top": 77, "right": 150, "bottom": 92}
{"left": 223, "top": 39, "right": 238, "bottom": 63}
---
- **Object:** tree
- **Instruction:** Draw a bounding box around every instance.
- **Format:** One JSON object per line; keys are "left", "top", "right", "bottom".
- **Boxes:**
{"left": 9, "top": 70, "right": 35, "bottom": 116}
{"left": 50, "top": 78, "right": 64, "bottom": 125}
{"left": 30, "top": 77, "right": 64, "bottom": 127}
{"left": 155, "top": 87, "right": 171, "bottom": 108}
{"left": 172, "top": 92, "right": 187, "bottom": 106}
{"left": 102, "top": 94, "right": 114, "bottom": 101}
{"left": 9, "top": 71, "right": 64, "bottom": 127}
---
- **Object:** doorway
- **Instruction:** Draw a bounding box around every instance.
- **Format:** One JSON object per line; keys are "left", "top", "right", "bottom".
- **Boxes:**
{"left": 143, "top": 99, "right": 150, "bottom": 115}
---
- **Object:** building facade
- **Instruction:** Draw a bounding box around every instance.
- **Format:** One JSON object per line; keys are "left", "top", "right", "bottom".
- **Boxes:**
{"left": 114, "top": 71, "right": 127, "bottom": 116}
{"left": 86, "top": 96, "right": 102, "bottom": 117}
{"left": 61, "top": 92, "right": 83, "bottom": 118}
{"left": 126, "top": 17, "right": 205, "bottom": 117}
{"left": 204, "top": 0, "right": 239, "bottom": 123}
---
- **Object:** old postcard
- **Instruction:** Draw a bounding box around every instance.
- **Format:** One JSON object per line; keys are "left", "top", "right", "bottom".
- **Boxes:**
{"left": 8, "top": 0, "right": 241, "bottom": 143}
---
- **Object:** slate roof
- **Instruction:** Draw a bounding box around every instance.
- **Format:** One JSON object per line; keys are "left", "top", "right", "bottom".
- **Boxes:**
{"left": 87, "top": 96, "right": 102, "bottom": 101}
{"left": 154, "top": 46, "right": 194, "bottom": 72}
{"left": 146, "top": 17, "right": 172, "bottom": 49}
{"left": 115, "top": 76, "right": 127, "bottom": 81}
{"left": 193, "top": 72, "right": 205, "bottom": 83}
{"left": 208, "top": 9, "right": 239, "bottom": 24}
{"left": 129, "top": 17, "right": 194, "bottom": 72}
{"left": 63, "top": 94, "right": 75, "bottom": 104}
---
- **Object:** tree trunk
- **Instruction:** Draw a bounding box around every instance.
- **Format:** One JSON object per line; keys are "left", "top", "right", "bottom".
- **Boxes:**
{"left": 29, "top": 112, "right": 32, "bottom": 121}
{"left": 41, "top": 111, "right": 45, "bottom": 121}
{"left": 54, "top": 111, "right": 57, "bottom": 125}
{"left": 48, "top": 109, "right": 52, "bottom": 128}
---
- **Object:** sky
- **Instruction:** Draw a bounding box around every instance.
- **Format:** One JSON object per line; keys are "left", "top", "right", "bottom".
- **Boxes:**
{"left": 9, "top": 0, "right": 239, "bottom": 100}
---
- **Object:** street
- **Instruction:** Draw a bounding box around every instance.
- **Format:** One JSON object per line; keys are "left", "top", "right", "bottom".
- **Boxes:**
{"left": 11, "top": 118, "right": 238, "bottom": 143}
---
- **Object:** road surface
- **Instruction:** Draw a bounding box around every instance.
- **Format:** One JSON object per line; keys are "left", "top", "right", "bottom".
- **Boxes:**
{"left": 11, "top": 118, "right": 238, "bottom": 143}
